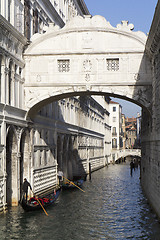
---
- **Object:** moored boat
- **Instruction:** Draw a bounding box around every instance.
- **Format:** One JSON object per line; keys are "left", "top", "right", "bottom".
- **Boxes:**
{"left": 62, "top": 179, "right": 84, "bottom": 190}
{"left": 20, "top": 188, "right": 61, "bottom": 212}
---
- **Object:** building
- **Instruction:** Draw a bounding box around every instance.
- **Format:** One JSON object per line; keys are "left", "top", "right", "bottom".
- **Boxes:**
{"left": 125, "top": 117, "right": 137, "bottom": 149}
{"left": 0, "top": 0, "right": 112, "bottom": 211}
{"left": 122, "top": 115, "right": 141, "bottom": 149}
{"left": 136, "top": 112, "right": 141, "bottom": 148}
{"left": 121, "top": 114, "right": 126, "bottom": 149}
{"left": 109, "top": 101, "right": 123, "bottom": 162}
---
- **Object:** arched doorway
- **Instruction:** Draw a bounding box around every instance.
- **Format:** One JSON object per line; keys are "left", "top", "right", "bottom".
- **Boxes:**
{"left": 6, "top": 127, "right": 18, "bottom": 206}
{"left": 20, "top": 130, "right": 31, "bottom": 200}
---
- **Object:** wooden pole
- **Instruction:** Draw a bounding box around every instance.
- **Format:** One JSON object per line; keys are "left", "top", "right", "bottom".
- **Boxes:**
{"left": 63, "top": 177, "right": 85, "bottom": 192}
{"left": 31, "top": 190, "right": 49, "bottom": 216}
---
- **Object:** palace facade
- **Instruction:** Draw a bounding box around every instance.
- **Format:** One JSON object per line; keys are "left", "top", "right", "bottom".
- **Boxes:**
{"left": 0, "top": 0, "right": 111, "bottom": 211}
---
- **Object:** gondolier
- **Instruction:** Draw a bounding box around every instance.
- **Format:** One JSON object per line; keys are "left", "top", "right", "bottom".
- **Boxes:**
{"left": 57, "top": 170, "right": 63, "bottom": 185}
{"left": 20, "top": 188, "right": 61, "bottom": 212}
{"left": 22, "top": 178, "right": 32, "bottom": 202}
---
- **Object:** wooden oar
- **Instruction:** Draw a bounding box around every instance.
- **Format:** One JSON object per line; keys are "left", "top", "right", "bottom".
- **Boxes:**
{"left": 31, "top": 190, "right": 49, "bottom": 216}
{"left": 63, "top": 176, "right": 85, "bottom": 192}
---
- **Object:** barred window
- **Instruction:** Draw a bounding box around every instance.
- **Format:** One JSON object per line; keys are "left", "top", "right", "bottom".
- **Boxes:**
{"left": 106, "top": 58, "right": 119, "bottom": 71}
{"left": 58, "top": 60, "right": 70, "bottom": 72}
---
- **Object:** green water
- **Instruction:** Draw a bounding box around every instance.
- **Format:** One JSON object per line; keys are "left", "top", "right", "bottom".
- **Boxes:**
{"left": 0, "top": 164, "right": 160, "bottom": 240}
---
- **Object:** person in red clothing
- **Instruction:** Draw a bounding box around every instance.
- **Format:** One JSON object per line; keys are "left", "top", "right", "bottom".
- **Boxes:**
{"left": 22, "top": 178, "right": 32, "bottom": 202}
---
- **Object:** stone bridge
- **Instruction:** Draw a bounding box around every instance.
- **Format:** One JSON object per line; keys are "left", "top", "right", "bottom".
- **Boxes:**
{"left": 23, "top": 15, "right": 152, "bottom": 119}
{"left": 116, "top": 149, "right": 141, "bottom": 160}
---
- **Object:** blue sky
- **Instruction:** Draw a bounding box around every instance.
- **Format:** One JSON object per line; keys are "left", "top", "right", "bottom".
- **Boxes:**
{"left": 84, "top": 0, "right": 158, "bottom": 117}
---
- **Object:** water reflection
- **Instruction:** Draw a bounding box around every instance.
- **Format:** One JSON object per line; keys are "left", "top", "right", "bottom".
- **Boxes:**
{"left": 0, "top": 164, "right": 160, "bottom": 240}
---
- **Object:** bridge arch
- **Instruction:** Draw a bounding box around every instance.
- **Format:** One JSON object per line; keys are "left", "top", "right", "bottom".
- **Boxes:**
{"left": 24, "top": 15, "right": 152, "bottom": 119}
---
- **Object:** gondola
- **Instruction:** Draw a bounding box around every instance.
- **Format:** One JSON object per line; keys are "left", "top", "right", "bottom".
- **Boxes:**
{"left": 61, "top": 179, "right": 84, "bottom": 190}
{"left": 20, "top": 188, "right": 61, "bottom": 212}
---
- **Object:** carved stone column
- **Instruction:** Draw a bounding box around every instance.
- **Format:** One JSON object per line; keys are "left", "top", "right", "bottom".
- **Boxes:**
{"left": 1, "top": 63, "right": 6, "bottom": 103}
{"left": 5, "top": 67, "right": 9, "bottom": 104}
{"left": 15, "top": 127, "right": 23, "bottom": 203}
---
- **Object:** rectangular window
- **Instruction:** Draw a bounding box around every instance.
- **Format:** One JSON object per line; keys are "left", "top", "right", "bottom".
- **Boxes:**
{"left": 113, "top": 117, "right": 116, "bottom": 122}
{"left": 112, "top": 127, "right": 117, "bottom": 136}
{"left": 58, "top": 60, "right": 70, "bottom": 72}
{"left": 113, "top": 127, "right": 116, "bottom": 133}
{"left": 113, "top": 106, "right": 116, "bottom": 112}
{"left": 106, "top": 58, "right": 119, "bottom": 71}
{"left": 112, "top": 139, "right": 117, "bottom": 148}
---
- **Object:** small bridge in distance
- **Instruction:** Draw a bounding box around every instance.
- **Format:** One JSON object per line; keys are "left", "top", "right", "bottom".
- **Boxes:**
{"left": 116, "top": 149, "right": 141, "bottom": 161}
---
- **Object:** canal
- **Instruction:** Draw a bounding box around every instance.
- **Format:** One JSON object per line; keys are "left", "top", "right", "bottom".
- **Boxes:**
{"left": 0, "top": 163, "right": 160, "bottom": 240}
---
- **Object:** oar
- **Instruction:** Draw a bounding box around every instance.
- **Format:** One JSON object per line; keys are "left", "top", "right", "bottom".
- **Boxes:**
{"left": 31, "top": 190, "right": 49, "bottom": 216}
{"left": 63, "top": 176, "right": 85, "bottom": 192}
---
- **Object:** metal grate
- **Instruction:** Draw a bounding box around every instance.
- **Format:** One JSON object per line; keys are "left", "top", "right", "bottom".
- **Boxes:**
{"left": 106, "top": 59, "right": 119, "bottom": 71}
{"left": 58, "top": 60, "right": 70, "bottom": 72}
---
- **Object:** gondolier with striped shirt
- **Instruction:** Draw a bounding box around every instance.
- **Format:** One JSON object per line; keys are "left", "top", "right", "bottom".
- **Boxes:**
{"left": 22, "top": 178, "right": 32, "bottom": 202}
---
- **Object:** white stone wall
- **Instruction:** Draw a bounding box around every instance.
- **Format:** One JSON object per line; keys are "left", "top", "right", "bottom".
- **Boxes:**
{"left": 142, "top": 0, "right": 160, "bottom": 219}
{"left": 32, "top": 96, "right": 110, "bottom": 182}
{"left": 0, "top": 0, "right": 90, "bottom": 210}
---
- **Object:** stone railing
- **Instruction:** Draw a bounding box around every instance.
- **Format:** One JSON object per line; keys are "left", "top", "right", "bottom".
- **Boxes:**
{"left": 0, "top": 174, "right": 4, "bottom": 211}
{"left": 33, "top": 165, "right": 57, "bottom": 195}
{"left": 117, "top": 149, "right": 141, "bottom": 159}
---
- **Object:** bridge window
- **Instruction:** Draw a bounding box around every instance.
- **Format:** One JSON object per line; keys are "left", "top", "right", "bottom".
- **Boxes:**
{"left": 106, "top": 58, "right": 119, "bottom": 71}
{"left": 58, "top": 60, "right": 70, "bottom": 72}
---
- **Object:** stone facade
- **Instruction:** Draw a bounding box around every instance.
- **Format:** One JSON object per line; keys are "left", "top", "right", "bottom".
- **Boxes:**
{"left": 24, "top": 15, "right": 152, "bottom": 116}
{"left": 32, "top": 96, "right": 111, "bottom": 195}
{"left": 1, "top": 0, "right": 160, "bottom": 220}
{"left": 0, "top": 0, "right": 111, "bottom": 210}
{"left": 142, "top": 0, "right": 160, "bottom": 219}
{"left": 109, "top": 101, "right": 123, "bottom": 162}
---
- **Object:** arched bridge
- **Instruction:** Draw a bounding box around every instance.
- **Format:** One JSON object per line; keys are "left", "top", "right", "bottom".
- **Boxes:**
{"left": 24, "top": 15, "right": 152, "bottom": 119}
{"left": 117, "top": 149, "right": 141, "bottom": 160}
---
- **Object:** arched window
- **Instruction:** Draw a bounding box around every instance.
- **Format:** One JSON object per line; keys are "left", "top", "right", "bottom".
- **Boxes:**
{"left": 24, "top": 0, "right": 31, "bottom": 39}
{"left": 8, "top": 0, "right": 11, "bottom": 22}
{"left": 8, "top": 61, "right": 13, "bottom": 105}
{"left": 112, "top": 138, "right": 117, "bottom": 149}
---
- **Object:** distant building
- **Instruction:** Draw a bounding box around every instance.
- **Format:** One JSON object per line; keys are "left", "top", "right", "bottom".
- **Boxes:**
{"left": 123, "top": 115, "right": 141, "bottom": 149}
{"left": 122, "top": 114, "right": 126, "bottom": 149}
{"left": 109, "top": 101, "right": 123, "bottom": 162}
{"left": 136, "top": 112, "right": 141, "bottom": 148}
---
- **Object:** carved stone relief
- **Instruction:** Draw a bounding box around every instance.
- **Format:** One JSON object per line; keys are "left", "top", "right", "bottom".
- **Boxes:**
{"left": 133, "top": 87, "right": 151, "bottom": 108}
{"left": 83, "top": 59, "right": 92, "bottom": 72}
{"left": 134, "top": 73, "right": 140, "bottom": 81}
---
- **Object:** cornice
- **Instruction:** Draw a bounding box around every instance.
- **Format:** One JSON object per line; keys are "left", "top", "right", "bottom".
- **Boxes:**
{"left": 146, "top": 1, "right": 160, "bottom": 57}
{"left": 0, "top": 15, "right": 27, "bottom": 46}
{"left": 37, "top": 0, "right": 65, "bottom": 28}
{"left": 73, "top": 0, "right": 90, "bottom": 15}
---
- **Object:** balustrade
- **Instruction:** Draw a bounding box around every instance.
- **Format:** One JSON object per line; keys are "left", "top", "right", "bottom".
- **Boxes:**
{"left": 33, "top": 165, "right": 57, "bottom": 194}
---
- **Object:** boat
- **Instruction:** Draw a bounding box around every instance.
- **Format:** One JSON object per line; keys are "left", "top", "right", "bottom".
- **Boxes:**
{"left": 20, "top": 188, "right": 61, "bottom": 212}
{"left": 61, "top": 179, "right": 84, "bottom": 190}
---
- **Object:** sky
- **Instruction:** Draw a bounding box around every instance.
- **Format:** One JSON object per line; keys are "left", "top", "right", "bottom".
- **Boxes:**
{"left": 84, "top": 0, "right": 158, "bottom": 117}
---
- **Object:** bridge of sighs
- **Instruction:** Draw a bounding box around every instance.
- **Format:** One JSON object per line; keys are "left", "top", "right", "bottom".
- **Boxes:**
{"left": 23, "top": 15, "right": 152, "bottom": 119}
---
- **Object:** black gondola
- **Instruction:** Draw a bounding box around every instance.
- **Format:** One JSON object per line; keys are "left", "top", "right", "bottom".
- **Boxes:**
{"left": 62, "top": 179, "right": 84, "bottom": 190}
{"left": 20, "top": 188, "right": 61, "bottom": 212}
